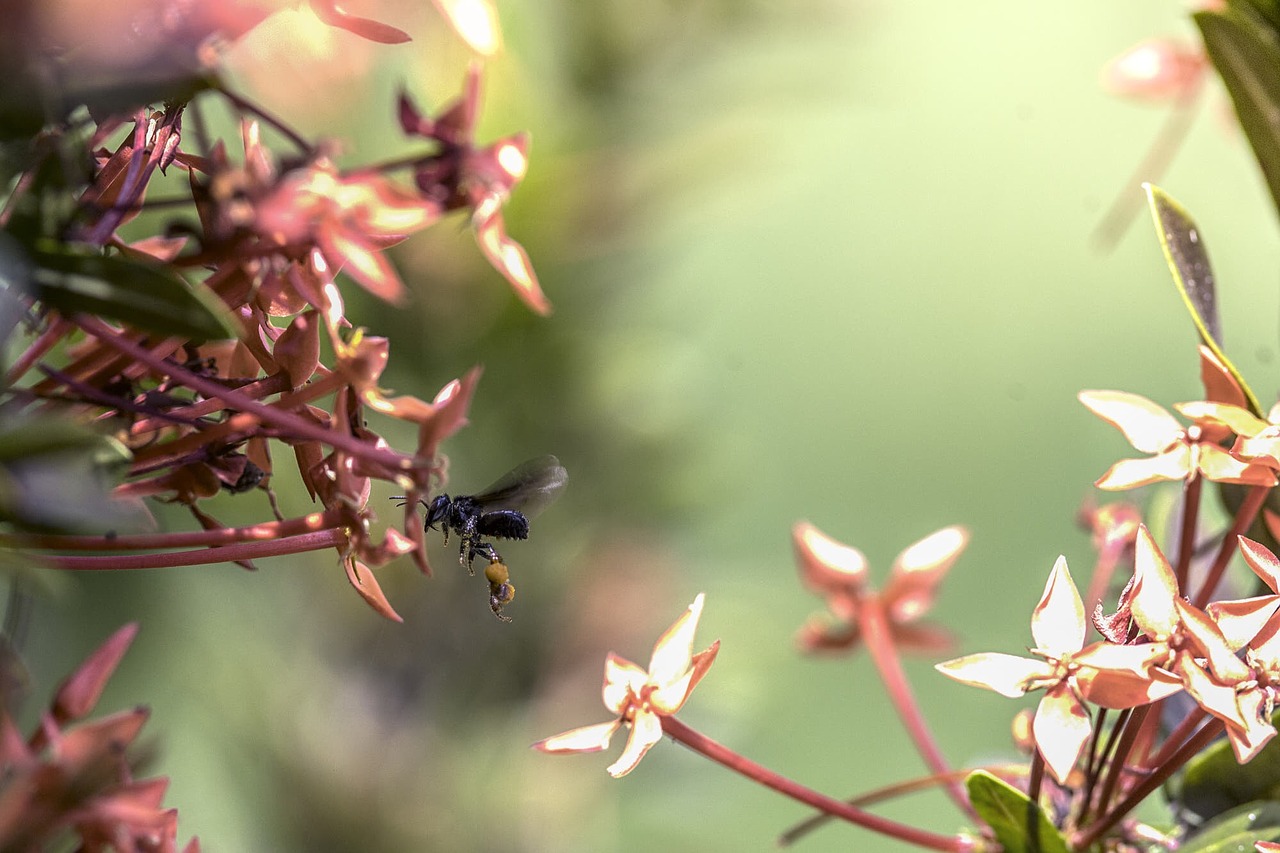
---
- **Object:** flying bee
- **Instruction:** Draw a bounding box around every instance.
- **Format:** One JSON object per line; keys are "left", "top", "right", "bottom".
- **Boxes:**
{"left": 411, "top": 455, "right": 568, "bottom": 571}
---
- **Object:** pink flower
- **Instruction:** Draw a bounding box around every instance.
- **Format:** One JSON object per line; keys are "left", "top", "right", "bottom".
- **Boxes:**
{"left": 532, "top": 595, "right": 719, "bottom": 777}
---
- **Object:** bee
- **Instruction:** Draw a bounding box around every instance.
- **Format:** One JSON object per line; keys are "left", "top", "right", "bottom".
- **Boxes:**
{"left": 414, "top": 455, "right": 568, "bottom": 571}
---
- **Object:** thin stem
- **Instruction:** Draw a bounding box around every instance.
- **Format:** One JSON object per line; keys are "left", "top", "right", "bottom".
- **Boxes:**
{"left": 1072, "top": 718, "right": 1222, "bottom": 849}
{"left": 1174, "top": 473, "right": 1202, "bottom": 592}
{"left": 34, "top": 529, "right": 348, "bottom": 570}
{"left": 1, "top": 510, "right": 345, "bottom": 551}
{"left": 779, "top": 765, "right": 1026, "bottom": 847}
{"left": 1192, "top": 484, "right": 1270, "bottom": 608}
{"left": 859, "top": 596, "right": 973, "bottom": 816}
{"left": 1090, "top": 703, "right": 1150, "bottom": 825}
{"left": 214, "top": 84, "right": 314, "bottom": 155}
{"left": 1077, "top": 707, "right": 1127, "bottom": 827}
{"left": 72, "top": 316, "right": 415, "bottom": 475}
{"left": 1140, "top": 705, "right": 1208, "bottom": 771}
{"left": 660, "top": 716, "right": 978, "bottom": 852}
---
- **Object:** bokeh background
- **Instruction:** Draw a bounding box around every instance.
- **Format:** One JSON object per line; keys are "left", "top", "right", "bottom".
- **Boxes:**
{"left": 17, "top": 0, "right": 1280, "bottom": 850}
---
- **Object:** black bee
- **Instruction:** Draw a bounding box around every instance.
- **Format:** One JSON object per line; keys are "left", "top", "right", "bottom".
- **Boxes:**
{"left": 417, "top": 455, "right": 568, "bottom": 570}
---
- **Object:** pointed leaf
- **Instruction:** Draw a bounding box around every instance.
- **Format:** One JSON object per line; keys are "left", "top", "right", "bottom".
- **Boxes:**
{"left": 31, "top": 247, "right": 236, "bottom": 340}
{"left": 1143, "top": 183, "right": 1261, "bottom": 414}
{"left": 1177, "top": 709, "right": 1280, "bottom": 824}
{"left": 1178, "top": 801, "right": 1280, "bottom": 852}
{"left": 1196, "top": 7, "right": 1280, "bottom": 229}
{"left": 965, "top": 770, "right": 1071, "bottom": 853}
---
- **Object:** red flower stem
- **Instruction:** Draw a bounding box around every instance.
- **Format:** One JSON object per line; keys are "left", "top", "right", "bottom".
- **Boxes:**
{"left": 1174, "top": 473, "right": 1203, "bottom": 591}
{"left": 1192, "top": 484, "right": 1270, "bottom": 608}
{"left": 859, "top": 596, "right": 973, "bottom": 816}
{"left": 1072, "top": 717, "right": 1222, "bottom": 849}
{"left": 3, "top": 317, "right": 72, "bottom": 387}
{"left": 74, "top": 316, "right": 415, "bottom": 475}
{"left": 213, "top": 84, "right": 314, "bottom": 155}
{"left": 129, "top": 372, "right": 293, "bottom": 437}
{"left": 1089, "top": 703, "right": 1150, "bottom": 824}
{"left": 659, "top": 716, "right": 977, "bottom": 852}
{"left": 778, "top": 765, "right": 1026, "bottom": 847}
{"left": 34, "top": 529, "right": 348, "bottom": 570}
{"left": 1, "top": 510, "right": 345, "bottom": 551}
{"left": 1074, "top": 706, "right": 1115, "bottom": 827}
{"left": 1026, "top": 749, "right": 1043, "bottom": 816}
{"left": 1139, "top": 705, "right": 1207, "bottom": 771}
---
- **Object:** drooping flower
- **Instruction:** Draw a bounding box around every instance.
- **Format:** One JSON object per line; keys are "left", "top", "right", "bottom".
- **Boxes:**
{"left": 792, "top": 522, "right": 967, "bottom": 654}
{"left": 532, "top": 594, "right": 719, "bottom": 777}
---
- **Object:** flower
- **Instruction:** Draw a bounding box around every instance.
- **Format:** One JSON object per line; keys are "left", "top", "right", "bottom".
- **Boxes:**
{"left": 937, "top": 557, "right": 1175, "bottom": 783}
{"left": 792, "top": 522, "right": 967, "bottom": 653}
{"left": 399, "top": 67, "right": 550, "bottom": 314}
{"left": 532, "top": 594, "right": 719, "bottom": 777}
{"left": 1079, "top": 390, "right": 1275, "bottom": 490}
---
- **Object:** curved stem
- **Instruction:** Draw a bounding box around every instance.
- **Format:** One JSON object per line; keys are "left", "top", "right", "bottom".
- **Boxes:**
{"left": 660, "top": 716, "right": 979, "bottom": 852}
{"left": 860, "top": 596, "right": 973, "bottom": 816}
{"left": 34, "top": 529, "right": 347, "bottom": 570}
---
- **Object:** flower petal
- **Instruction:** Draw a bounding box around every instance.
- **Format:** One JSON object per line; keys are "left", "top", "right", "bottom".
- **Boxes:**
{"left": 1175, "top": 400, "right": 1268, "bottom": 437}
{"left": 792, "top": 522, "right": 868, "bottom": 596}
{"left": 1129, "top": 526, "right": 1181, "bottom": 640}
{"left": 1031, "top": 557, "right": 1085, "bottom": 655}
{"left": 602, "top": 653, "right": 647, "bottom": 714}
{"left": 1094, "top": 449, "right": 1190, "bottom": 490}
{"left": 1240, "top": 536, "right": 1280, "bottom": 593}
{"left": 1033, "top": 686, "right": 1091, "bottom": 784}
{"left": 1207, "top": 593, "right": 1280, "bottom": 650}
{"left": 882, "top": 525, "right": 968, "bottom": 624}
{"left": 1196, "top": 444, "right": 1277, "bottom": 486}
{"left": 935, "top": 653, "right": 1049, "bottom": 698}
{"left": 607, "top": 710, "right": 664, "bottom": 778}
{"left": 647, "top": 594, "right": 706, "bottom": 687}
{"left": 531, "top": 719, "right": 622, "bottom": 754}
{"left": 1079, "top": 390, "right": 1183, "bottom": 453}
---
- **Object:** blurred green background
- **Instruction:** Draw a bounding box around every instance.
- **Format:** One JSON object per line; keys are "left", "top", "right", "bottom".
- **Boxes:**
{"left": 18, "top": 0, "right": 1280, "bottom": 850}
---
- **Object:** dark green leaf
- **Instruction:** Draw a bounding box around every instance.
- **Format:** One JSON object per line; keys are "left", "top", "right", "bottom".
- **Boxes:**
{"left": 29, "top": 246, "right": 235, "bottom": 340}
{"left": 1176, "top": 711, "right": 1280, "bottom": 825}
{"left": 1231, "top": 0, "right": 1280, "bottom": 34}
{"left": 1195, "top": 8, "right": 1280, "bottom": 227}
{"left": 1179, "top": 801, "right": 1280, "bottom": 852}
{"left": 1143, "top": 184, "right": 1261, "bottom": 415}
{"left": 966, "top": 771, "right": 1070, "bottom": 853}
{"left": 0, "top": 417, "right": 129, "bottom": 464}
{"left": 0, "top": 416, "right": 134, "bottom": 534}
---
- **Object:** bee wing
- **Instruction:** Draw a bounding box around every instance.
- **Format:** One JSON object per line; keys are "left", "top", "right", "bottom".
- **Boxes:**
{"left": 470, "top": 455, "right": 568, "bottom": 518}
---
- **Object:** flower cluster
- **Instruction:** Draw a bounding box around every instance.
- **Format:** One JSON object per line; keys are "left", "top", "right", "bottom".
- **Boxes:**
{"left": 0, "top": 624, "right": 196, "bottom": 852}
{"left": 0, "top": 3, "right": 546, "bottom": 622}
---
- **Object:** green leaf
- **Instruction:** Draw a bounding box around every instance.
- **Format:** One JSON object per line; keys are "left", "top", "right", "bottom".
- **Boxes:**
{"left": 1179, "top": 801, "right": 1280, "bottom": 852}
{"left": 966, "top": 771, "right": 1070, "bottom": 853}
{"left": 1231, "top": 0, "right": 1280, "bottom": 34}
{"left": 1195, "top": 8, "right": 1280, "bottom": 227}
{"left": 1176, "top": 711, "right": 1280, "bottom": 825}
{"left": 0, "top": 415, "right": 134, "bottom": 534}
{"left": 28, "top": 245, "right": 236, "bottom": 340}
{"left": 1143, "top": 184, "right": 1261, "bottom": 415}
